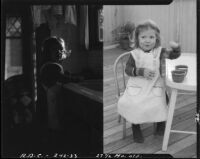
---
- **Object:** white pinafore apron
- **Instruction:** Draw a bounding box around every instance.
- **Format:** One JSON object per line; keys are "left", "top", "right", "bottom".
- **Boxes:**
{"left": 117, "top": 47, "right": 168, "bottom": 124}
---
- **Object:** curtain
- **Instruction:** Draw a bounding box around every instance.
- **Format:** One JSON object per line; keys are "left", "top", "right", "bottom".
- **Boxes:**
{"left": 31, "top": 5, "right": 89, "bottom": 50}
{"left": 79, "top": 6, "right": 89, "bottom": 50}
{"left": 32, "top": 5, "right": 77, "bottom": 27}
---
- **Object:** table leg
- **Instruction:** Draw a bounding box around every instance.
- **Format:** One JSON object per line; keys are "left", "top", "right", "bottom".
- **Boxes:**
{"left": 162, "top": 88, "right": 178, "bottom": 151}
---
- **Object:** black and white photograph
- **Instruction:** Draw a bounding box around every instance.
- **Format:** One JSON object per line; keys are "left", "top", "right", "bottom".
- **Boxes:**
{"left": 2, "top": 1, "right": 103, "bottom": 157}
{"left": 103, "top": 1, "right": 198, "bottom": 158}
{"left": 1, "top": 0, "right": 199, "bottom": 158}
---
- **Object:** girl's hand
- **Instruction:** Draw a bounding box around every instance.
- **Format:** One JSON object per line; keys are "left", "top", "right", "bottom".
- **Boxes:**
{"left": 143, "top": 68, "right": 156, "bottom": 80}
{"left": 168, "top": 41, "right": 181, "bottom": 59}
{"left": 169, "top": 41, "right": 179, "bottom": 49}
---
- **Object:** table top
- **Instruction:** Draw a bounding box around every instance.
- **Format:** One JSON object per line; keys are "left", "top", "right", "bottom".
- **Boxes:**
{"left": 165, "top": 53, "right": 196, "bottom": 91}
{"left": 63, "top": 81, "right": 103, "bottom": 103}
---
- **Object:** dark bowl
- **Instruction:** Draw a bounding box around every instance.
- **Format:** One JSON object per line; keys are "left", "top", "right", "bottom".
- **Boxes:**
{"left": 175, "top": 65, "right": 188, "bottom": 75}
{"left": 171, "top": 70, "right": 185, "bottom": 83}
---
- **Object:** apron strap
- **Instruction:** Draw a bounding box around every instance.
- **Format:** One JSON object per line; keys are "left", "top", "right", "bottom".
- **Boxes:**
{"left": 143, "top": 47, "right": 162, "bottom": 95}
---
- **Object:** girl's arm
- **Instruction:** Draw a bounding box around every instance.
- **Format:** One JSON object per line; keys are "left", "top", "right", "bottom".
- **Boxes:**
{"left": 125, "top": 55, "right": 136, "bottom": 76}
{"left": 62, "top": 71, "right": 84, "bottom": 83}
{"left": 125, "top": 55, "right": 144, "bottom": 77}
{"left": 40, "top": 63, "right": 82, "bottom": 88}
{"left": 159, "top": 42, "right": 181, "bottom": 77}
{"left": 161, "top": 42, "right": 181, "bottom": 60}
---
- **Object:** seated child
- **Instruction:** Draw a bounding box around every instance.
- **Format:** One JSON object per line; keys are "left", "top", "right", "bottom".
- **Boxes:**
{"left": 117, "top": 19, "right": 181, "bottom": 143}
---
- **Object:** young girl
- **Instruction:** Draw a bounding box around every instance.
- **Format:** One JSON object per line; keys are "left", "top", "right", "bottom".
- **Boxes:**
{"left": 39, "top": 36, "right": 71, "bottom": 88}
{"left": 117, "top": 20, "right": 181, "bottom": 143}
{"left": 37, "top": 36, "right": 82, "bottom": 152}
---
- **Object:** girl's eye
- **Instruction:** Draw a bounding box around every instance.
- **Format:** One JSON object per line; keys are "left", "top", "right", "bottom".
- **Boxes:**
{"left": 150, "top": 36, "right": 155, "bottom": 39}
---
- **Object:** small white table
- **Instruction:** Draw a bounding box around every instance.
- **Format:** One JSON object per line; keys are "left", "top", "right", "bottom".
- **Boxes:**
{"left": 162, "top": 53, "right": 197, "bottom": 151}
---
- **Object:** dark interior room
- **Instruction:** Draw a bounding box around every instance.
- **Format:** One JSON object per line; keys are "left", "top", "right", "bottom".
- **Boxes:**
{"left": 2, "top": 0, "right": 103, "bottom": 157}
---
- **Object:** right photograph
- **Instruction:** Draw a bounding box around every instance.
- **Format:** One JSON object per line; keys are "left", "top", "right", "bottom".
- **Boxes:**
{"left": 103, "top": 1, "right": 197, "bottom": 158}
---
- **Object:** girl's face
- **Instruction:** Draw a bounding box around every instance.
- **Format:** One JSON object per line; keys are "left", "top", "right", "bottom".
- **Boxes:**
{"left": 138, "top": 28, "right": 156, "bottom": 52}
{"left": 50, "top": 41, "right": 67, "bottom": 62}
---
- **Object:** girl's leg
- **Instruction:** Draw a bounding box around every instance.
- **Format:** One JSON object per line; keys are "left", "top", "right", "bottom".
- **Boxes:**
{"left": 131, "top": 124, "right": 144, "bottom": 143}
{"left": 166, "top": 91, "right": 169, "bottom": 105}
{"left": 155, "top": 121, "right": 166, "bottom": 136}
{"left": 154, "top": 92, "right": 168, "bottom": 135}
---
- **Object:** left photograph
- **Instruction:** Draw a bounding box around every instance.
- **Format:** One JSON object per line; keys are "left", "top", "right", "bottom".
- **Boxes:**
{"left": 2, "top": 2, "right": 103, "bottom": 157}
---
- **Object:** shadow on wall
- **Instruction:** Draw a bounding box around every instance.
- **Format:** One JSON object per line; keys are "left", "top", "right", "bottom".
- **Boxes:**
{"left": 56, "top": 23, "right": 102, "bottom": 80}
{"left": 53, "top": 22, "right": 87, "bottom": 74}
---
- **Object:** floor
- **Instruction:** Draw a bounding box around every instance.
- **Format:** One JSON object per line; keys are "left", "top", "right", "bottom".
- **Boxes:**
{"left": 103, "top": 47, "right": 197, "bottom": 158}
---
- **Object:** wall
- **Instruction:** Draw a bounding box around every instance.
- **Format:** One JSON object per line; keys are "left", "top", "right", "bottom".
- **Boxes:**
{"left": 103, "top": 5, "right": 125, "bottom": 46}
{"left": 103, "top": 0, "right": 197, "bottom": 52}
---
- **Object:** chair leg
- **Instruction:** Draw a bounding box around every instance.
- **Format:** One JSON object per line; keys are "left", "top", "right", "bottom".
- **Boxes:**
{"left": 118, "top": 114, "right": 121, "bottom": 123}
{"left": 122, "top": 118, "right": 126, "bottom": 139}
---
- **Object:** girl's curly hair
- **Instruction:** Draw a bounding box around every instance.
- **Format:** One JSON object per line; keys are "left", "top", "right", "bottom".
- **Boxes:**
{"left": 134, "top": 19, "right": 161, "bottom": 49}
{"left": 41, "top": 36, "right": 66, "bottom": 65}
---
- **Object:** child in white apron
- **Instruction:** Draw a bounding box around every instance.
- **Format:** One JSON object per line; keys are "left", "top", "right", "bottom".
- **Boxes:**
{"left": 118, "top": 20, "right": 181, "bottom": 143}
